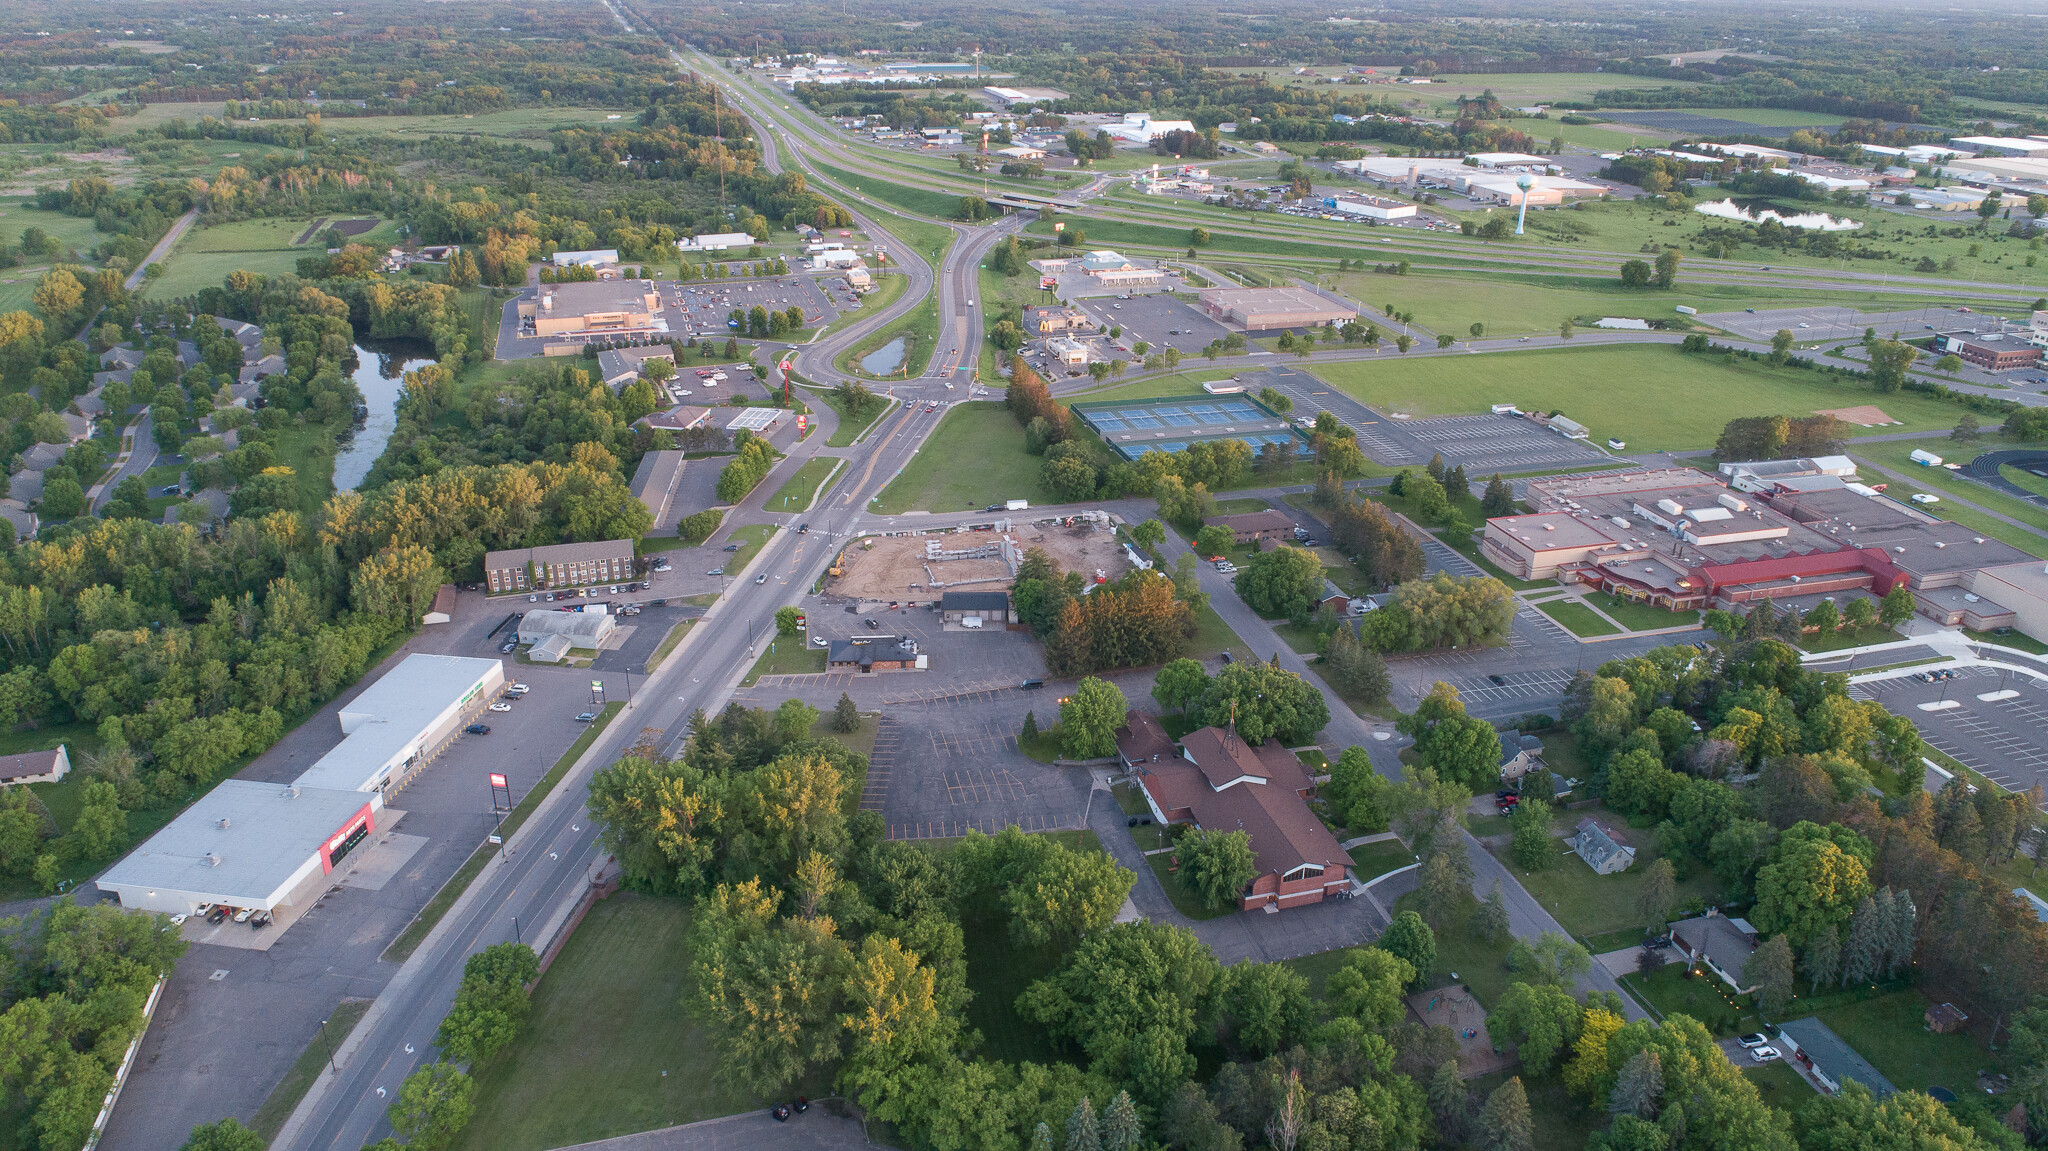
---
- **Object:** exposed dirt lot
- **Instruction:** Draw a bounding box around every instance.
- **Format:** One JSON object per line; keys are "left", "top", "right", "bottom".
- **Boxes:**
{"left": 825, "top": 519, "right": 1130, "bottom": 603}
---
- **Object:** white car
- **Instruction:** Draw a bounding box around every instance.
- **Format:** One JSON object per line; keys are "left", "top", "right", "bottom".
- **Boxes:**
{"left": 506, "top": 683, "right": 530, "bottom": 695}
{"left": 1737, "top": 1033, "right": 1770, "bottom": 1049}
{"left": 812, "top": 635, "right": 829, "bottom": 647}
{"left": 1750, "top": 1046, "right": 1782, "bottom": 1063}
{"left": 489, "top": 702, "right": 513, "bottom": 712}
{"left": 1910, "top": 493, "right": 1940, "bottom": 504}
{"left": 528, "top": 594, "right": 537, "bottom": 602}
{"left": 233, "top": 907, "right": 253, "bottom": 923}
{"left": 169, "top": 913, "right": 189, "bottom": 926}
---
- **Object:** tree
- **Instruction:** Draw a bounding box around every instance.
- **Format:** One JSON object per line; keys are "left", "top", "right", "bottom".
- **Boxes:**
{"left": 833, "top": 692, "right": 860, "bottom": 733}
{"left": 1471, "top": 322, "right": 1486, "bottom": 339}
{"left": 1770, "top": 329, "right": 1795, "bottom": 365}
{"left": 1179, "top": 828, "right": 1259, "bottom": 911}
{"left": 1219, "top": 962, "right": 1313, "bottom": 1055}
{"left": 1795, "top": 1081, "right": 2008, "bottom": 1151}
{"left": 1867, "top": 339, "right": 1919, "bottom": 392}
{"left": 957, "top": 195, "right": 989, "bottom": 222}
{"left": 388, "top": 1062, "right": 476, "bottom": 1150}
{"left": 1429, "top": 1060, "right": 1469, "bottom": 1142}
{"left": 1196, "top": 662, "right": 1329, "bottom": 745}
{"left": 1018, "top": 921, "right": 1220, "bottom": 1086}
{"left": 1321, "top": 626, "right": 1391, "bottom": 705}
{"left": 1619, "top": 259, "right": 1653, "bottom": 288}
{"left": 1653, "top": 249, "right": 1681, "bottom": 289}
{"left": 1233, "top": 545, "right": 1325, "bottom": 618}
{"left": 1803, "top": 923, "right": 1842, "bottom": 994}
{"left": 1326, "top": 946, "right": 1414, "bottom": 1031}
{"left": 1068, "top": 1097, "right": 1102, "bottom": 1151}
{"left": 1878, "top": 583, "right": 1915, "bottom": 628}
{"left": 1397, "top": 682, "right": 1505, "bottom": 791}
{"left": 1481, "top": 474, "right": 1515, "bottom": 517}
{"left": 1376, "top": 911, "right": 1436, "bottom": 987}
{"left": 1610, "top": 1049, "right": 1665, "bottom": 1120}
{"left": 1635, "top": 858, "right": 1676, "bottom": 936}
{"left": 1396, "top": 333, "right": 1415, "bottom": 354}
{"left": 1190, "top": 227, "right": 1211, "bottom": 246}
{"left": 1475, "top": 880, "right": 1511, "bottom": 943}
{"left": 1129, "top": 519, "right": 1166, "bottom": 552}
{"left": 1490, "top": 981, "right": 1585, "bottom": 1074}
{"left": 1151, "top": 659, "right": 1210, "bottom": 716}
{"left": 775, "top": 606, "right": 803, "bottom": 636}
{"left": 1506, "top": 932, "right": 1592, "bottom": 988}
{"left": 180, "top": 1119, "right": 265, "bottom": 1151}
{"left": 1475, "top": 1077, "right": 1533, "bottom": 1151}
{"left": 1102, "top": 1091, "right": 1142, "bottom": 1151}
{"left": 1752, "top": 828, "right": 1871, "bottom": 948}
{"left": 1510, "top": 796, "right": 1554, "bottom": 870}
{"left": 1322, "top": 746, "right": 1392, "bottom": 833}
{"left": 1744, "top": 935, "right": 1796, "bottom": 1015}
{"left": 1804, "top": 597, "right": 1838, "bottom": 639}
{"left": 1059, "top": 678, "right": 1127, "bottom": 759}
{"left": 437, "top": 942, "right": 541, "bottom": 1065}
{"left": 1194, "top": 524, "right": 1235, "bottom": 557}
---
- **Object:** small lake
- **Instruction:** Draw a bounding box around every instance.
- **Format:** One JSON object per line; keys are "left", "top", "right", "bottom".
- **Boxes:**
{"left": 1692, "top": 198, "right": 1863, "bottom": 231}
{"left": 333, "top": 338, "right": 434, "bottom": 491}
{"left": 860, "top": 337, "right": 908, "bottom": 376}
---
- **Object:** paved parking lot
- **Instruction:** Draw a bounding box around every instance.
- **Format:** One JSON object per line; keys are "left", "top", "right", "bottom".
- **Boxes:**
{"left": 1070, "top": 294, "right": 1234, "bottom": 356}
{"left": 661, "top": 276, "right": 835, "bottom": 343}
{"left": 1697, "top": 304, "right": 1994, "bottom": 345}
{"left": 1851, "top": 666, "right": 2048, "bottom": 794}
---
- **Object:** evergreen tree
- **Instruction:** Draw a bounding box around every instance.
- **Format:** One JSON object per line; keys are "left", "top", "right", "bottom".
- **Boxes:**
{"left": 1476, "top": 1076, "right": 1534, "bottom": 1151}
{"left": 1481, "top": 474, "right": 1515, "bottom": 517}
{"left": 1443, "top": 464, "right": 1468, "bottom": 499}
{"left": 1841, "top": 894, "right": 1883, "bottom": 987}
{"left": 1883, "top": 886, "right": 1918, "bottom": 977}
{"left": 1425, "top": 452, "right": 1446, "bottom": 482}
{"left": 1067, "top": 1097, "right": 1101, "bottom": 1151}
{"left": 1029, "top": 1122, "right": 1055, "bottom": 1151}
{"left": 832, "top": 692, "right": 860, "bottom": 733}
{"left": 1609, "top": 1050, "right": 1664, "bottom": 1120}
{"left": 1101, "top": 1091, "right": 1141, "bottom": 1151}
{"left": 1022, "top": 710, "right": 1039, "bottom": 745}
{"left": 1473, "top": 880, "right": 1511, "bottom": 944}
{"left": 1804, "top": 922, "right": 1841, "bottom": 993}
{"left": 1742, "top": 598, "right": 1777, "bottom": 641}
{"left": 1428, "top": 1059, "right": 1467, "bottom": 1141}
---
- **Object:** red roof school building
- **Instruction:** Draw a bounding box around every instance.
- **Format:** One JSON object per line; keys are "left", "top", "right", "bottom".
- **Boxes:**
{"left": 1117, "top": 711, "right": 1351, "bottom": 911}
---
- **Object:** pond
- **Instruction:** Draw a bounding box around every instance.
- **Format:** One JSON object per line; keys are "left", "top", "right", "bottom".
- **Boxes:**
{"left": 859, "top": 336, "right": 908, "bottom": 377}
{"left": 1692, "top": 198, "right": 1863, "bottom": 231}
{"left": 333, "top": 338, "right": 435, "bottom": 491}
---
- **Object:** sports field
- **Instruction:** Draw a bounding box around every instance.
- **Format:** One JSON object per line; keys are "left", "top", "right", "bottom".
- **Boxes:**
{"left": 1309, "top": 344, "right": 1969, "bottom": 451}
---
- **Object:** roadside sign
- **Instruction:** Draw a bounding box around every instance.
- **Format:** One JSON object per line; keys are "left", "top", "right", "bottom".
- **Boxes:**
{"left": 590, "top": 680, "right": 603, "bottom": 691}
{"left": 489, "top": 773, "right": 508, "bottom": 788}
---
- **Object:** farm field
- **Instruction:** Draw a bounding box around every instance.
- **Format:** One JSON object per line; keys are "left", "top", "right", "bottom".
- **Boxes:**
{"left": 324, "top": 106, "right": 640, "bottom": 146}
{"left": 1309, "top": 344, "right": 1969, "bottom": 451}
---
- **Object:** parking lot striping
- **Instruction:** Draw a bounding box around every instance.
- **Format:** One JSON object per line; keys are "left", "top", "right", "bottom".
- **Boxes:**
{"left": 860, "top": 715, "right": 902, "bottom": 812}
{"left": 887, "top": 813, "right": 1082, "bottom": 841}
{"left": 943, "top": 766, "right": 1031, "bottom": 805}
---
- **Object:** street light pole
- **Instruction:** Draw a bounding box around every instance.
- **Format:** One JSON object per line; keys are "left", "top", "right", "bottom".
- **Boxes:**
{"left": 319, "top": 1017, "right": 339, "bottom": 1074}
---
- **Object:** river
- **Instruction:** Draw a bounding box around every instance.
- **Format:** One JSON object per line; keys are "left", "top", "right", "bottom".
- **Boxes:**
{"left": 333, "top": 338, "right": 435, "bottom": 491}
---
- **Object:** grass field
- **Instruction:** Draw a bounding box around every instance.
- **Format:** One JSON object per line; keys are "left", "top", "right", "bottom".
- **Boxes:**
{"left": 1392, "top": 889, "right": 1514, "bottom": 1008}
{"left": 1622, "top": 960, "right": 1755, "bottom": 1035}
{"left": 1586, "top": 592, "right": 1699, "bottom": 632}
{"left": 1536, "top": 598, "right": 1621, "bottom": 638}
{"left": 1817, "top": 990, "right": 1998, "bottom": 1098}
{"left": 1485, "top": 835, "right": 1719, "bottom": 940}
{"left": 1309, "top": 344, "right": 1970, "bottom": 452}
{"left": 872, "top": 401, "right": 1076, "bottom": 513}
{"left": 810, "top": 160, "right": 963, "bottom": 224}
{"left": 644, "top": 620, "right": 696, "bottom": 674}
{"left": 719, "top": 523, "right": 778, "bottom": 581}
{"left": 2000, "top": 464, "right": 2048, "bottom": 501}
{"left": 741, "top": 641, "right": 827, "bottom": 684}
{"left": 181, "top": 217, "right": 312, "bottom": 252}
{"left": 1147, "top": 852, "right": 1234, "bottom": 920}
{"left": 814, "top": 389, "right": 894, "bottom": 447}
{"left": 325, "top": 106, "right": 638, "bottom": 148}
{"left": 1327, "top": 271, "right": 1961, "bottom": 339}
{"left": 766, "top": 457, "right": 842, "bottom": 514}
{"left": 853, "top": 206, "right": 955, "bottom": 268}
{"left": 1347, "top": 839, "right": 1417, "bottom": 880}
{"left": 453, "top": 894, "right": 810, "bottom": 1151}
{"left": 142, "top": 248, "right": 303, "bottom": 298}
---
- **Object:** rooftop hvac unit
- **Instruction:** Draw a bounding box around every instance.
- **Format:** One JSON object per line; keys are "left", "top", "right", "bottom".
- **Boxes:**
{"left": 203, "top": 853, "right": 221, "bottom": 867}
{"left": 1657, "top": 498, "right": 1685, "bottom": 515}
{"left": 217, "top": 818, "right": 231, "bottom": 829}
{"left": 283, "top": 785, "right": 299, "bottom": 798}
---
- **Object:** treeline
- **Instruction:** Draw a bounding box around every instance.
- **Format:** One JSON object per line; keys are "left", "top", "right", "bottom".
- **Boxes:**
{"left": 1010, "top": 547, "right": 1198, "bottom": 678}
{"left": 715, "top": 433, "right": 779, "bottom": 504}
{"left": 0, "top": 900, "right": 186, "bottom": 1149}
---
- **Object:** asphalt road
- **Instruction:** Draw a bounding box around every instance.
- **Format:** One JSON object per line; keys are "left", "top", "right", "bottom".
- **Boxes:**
{"left": 88, "top": 412, "right": 157, "bottom": 514}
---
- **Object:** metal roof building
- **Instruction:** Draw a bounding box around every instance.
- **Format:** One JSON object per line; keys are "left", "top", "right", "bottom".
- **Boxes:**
{"left": 97, "top": 780, "right": 383, "bottom": 915}
{"left": 517, "top": 609, "right": 618, "bottom": 649}
{"left": 292, "top": 654, "right": 505, "bottom": 793}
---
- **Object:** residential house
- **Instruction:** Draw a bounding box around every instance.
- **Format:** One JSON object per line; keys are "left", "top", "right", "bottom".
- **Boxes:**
{"left": 1670, "top": 911, "right": 1760, "bottom": 993}
{"left": 637, "top": 405, "right": 716, "bottom": 433}
{"left": 239, "top": 353, "right": 288, "bottom": 386}
{"left": 1210, "top": 509, "right": 1298, "bottom": 545}
{"left": 1776, "top": 1017, "right": 1896, "bottom": 1098}
{"left": 422, "top": 585, "right": 456, "bottom": 625}
{"left": 1570, "top": 817, "right": 1635, "bottom": 873}
{"left": 1124, "top": 717, "right": 1352, "bottom": 911}
{"left": 1498, "top": 733, "right": 1545, "bottom": 781}
{"left": 0, "top": 747, "right": 69, "bottom": 787}
{"left": 0, "top": 500, "right": 37, "bottom": 541}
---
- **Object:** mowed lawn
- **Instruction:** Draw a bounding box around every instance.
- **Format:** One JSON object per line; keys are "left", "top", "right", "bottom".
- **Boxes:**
{"left": 180, "top": 217, "right": 311, "bottom": 252}
{"left": 143, "top": 248, "right": 303, "bottom": 298}
{"left": 1333, "top": 272, "right": 1959, "bottom": 339}
{"left": 873, "top": 401, "right": 1097, "bottom": 513}
{"left": 452, "top": 893, "right": 813, "bottom": 1151}
{"left": 1310, "top": 345, "right": 1967, "bottom": 451}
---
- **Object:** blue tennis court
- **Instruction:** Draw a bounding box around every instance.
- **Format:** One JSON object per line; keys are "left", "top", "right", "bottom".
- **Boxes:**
{"left": 1070, "top": 393, "right": 1313, "bottom": 461}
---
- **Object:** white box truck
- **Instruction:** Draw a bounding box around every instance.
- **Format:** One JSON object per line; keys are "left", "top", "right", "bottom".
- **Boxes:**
{"left": 1005, "top": 499, "right": 1030, "bottom": 511}
{"left": 1910, "top": 449, "right": 1943, "bottom": 467}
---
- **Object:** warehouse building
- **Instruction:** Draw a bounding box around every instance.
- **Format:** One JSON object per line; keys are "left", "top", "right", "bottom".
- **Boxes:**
{"left": 292, "top": 655, "right": 506, "bottom": 794}
{"left": 485, "top": 539, "right": 637, "bottom": 594}
{"left": 675, "top": 232, "right": 756, "bottom": 253}
{"left": 1935, "top": 333, "right": 2043, "bottom": 372}
{"left": 519, "top": 281, "right": 664, "bottom": 340}
{"left": 1328, "top": 194, "right": 1417, "bottom": 221}
{"left": 517, "top": 608, "right": 619, "bottom": 651}
{"left": 97, "top": 781, "right": 382, "bottom": 917}
{"left": 96, "top": 653, "right": 505, "bottom": 918}
{"left": 1197, "top": 286, "right": 1357, "bottom": 331}
{"left": 549, "top": 248, "right": 619, "bottom": 267}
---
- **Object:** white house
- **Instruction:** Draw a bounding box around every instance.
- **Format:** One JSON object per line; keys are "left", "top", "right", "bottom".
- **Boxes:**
{"left": 0, "top": 746, "right": 69, "bottom": 787}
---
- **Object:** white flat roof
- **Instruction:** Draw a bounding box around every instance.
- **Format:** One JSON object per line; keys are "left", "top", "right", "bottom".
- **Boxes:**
{"left": 727, "top": 408, "right": 786, "bottom": 431}
{"left": 295, "top": 654, "right": 501, "bottom": 792}
{"left": 98, "top": 781, "right": 376, "bottom": 905}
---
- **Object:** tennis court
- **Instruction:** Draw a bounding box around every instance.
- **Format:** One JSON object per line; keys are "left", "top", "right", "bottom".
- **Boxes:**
{"left": 1071, "top": 394, "right": 1310, "bottom": 461}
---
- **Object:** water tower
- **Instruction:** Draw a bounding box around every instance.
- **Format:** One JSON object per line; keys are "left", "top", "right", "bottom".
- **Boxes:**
{"left": 1513, "top": 173, "right": 1535, "bottom": 236}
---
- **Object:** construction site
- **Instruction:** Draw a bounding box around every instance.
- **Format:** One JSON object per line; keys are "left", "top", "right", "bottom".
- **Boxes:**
{"left": 825, "top": 514, "right": 1135, "bottom": 604}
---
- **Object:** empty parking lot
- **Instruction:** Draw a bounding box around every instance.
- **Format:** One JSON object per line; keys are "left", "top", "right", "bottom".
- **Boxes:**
{"left": 1245, "top": 367, "right": 1608, "bottom": 470}
{"left": 1853, "top": 666, "right": 2048, "bottom": 795}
